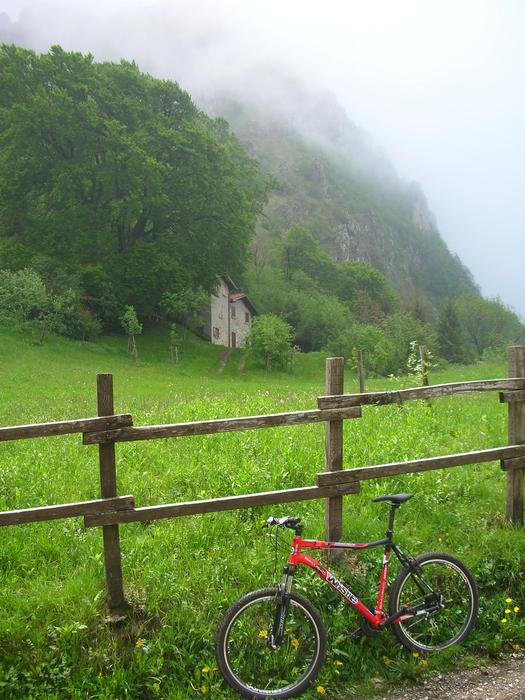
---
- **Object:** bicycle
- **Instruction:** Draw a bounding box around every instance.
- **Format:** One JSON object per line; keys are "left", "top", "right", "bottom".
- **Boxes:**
{"left": 216, "top": 492, "right": 478, "bottom": 699}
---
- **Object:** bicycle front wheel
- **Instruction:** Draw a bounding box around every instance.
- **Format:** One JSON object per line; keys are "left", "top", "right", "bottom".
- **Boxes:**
{"left": 389, "top": 551, "right": 478, "bottom": 653}
{"left": 216, "top": 587, "right": 326, "bottom": 699}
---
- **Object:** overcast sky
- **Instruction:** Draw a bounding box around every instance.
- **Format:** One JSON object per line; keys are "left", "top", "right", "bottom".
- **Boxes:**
{"left": 1, "top": 0, "right": 524, "bottom": 317}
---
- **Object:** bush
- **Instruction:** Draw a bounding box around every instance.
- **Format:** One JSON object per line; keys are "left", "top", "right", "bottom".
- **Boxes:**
{"left": 0, "top": 268, "right": 46, "bottom": 322}
{"left": 247, "top": 314, "right": 294, "bottom": 372}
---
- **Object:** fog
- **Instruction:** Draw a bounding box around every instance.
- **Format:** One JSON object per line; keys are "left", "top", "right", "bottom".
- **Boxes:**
{"left": 1, "top": 0, "right": 524, "bottom": 317}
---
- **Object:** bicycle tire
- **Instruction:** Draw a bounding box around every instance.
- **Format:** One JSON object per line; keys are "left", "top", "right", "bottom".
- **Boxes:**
{"left": 216, "top": 587, "right": 326, "bottom": 699}
{"left": 389, "top": 551, "right": 478, "bottom": 653}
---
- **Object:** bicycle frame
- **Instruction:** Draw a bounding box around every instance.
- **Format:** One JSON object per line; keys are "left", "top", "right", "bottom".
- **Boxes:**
{"left": 283, "top": 535, "right": 415, "bottom": 630}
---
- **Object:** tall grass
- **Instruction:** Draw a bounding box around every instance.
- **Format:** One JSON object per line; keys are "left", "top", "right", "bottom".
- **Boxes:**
{"left": 0, "top": 326, "right": 523, "bottom": 698}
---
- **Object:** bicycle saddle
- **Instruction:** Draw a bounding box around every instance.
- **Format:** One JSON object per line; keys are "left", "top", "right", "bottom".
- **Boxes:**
{"left": 372, "top": 492, "right": 413, "bottom": 505}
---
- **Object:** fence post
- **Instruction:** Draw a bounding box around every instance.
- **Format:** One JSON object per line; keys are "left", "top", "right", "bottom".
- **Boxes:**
{"left": 97, "top": 374, "right": 127, "bottom": 614}
{"left": 324, "top": 357, "right": 345, "bottom": 552}
{"left": 357, "top": 349, "right": 366, "bottom": 393}
{"left": 419, "top": 344, "right": 429, "bottom": 386}
{"left": 507, "top": 347, "right": 525, "bottom": 525}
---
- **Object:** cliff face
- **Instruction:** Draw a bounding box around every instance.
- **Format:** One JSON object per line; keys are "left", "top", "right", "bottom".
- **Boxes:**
{"left": 208, "top": 86, "right": 476, "bottom": 306}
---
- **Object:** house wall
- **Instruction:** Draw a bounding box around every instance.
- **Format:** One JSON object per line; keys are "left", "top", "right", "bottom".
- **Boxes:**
{"left": 230, "top": 299, "right": 252, "bottom": 347}
{"left": 210, "top": 279, "right": 230, "bottom": 346}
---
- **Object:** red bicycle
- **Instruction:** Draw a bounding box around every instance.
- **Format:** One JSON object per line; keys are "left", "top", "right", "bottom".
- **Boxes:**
{"left": 216, "top": 493, "right": 478, "bottom": 698}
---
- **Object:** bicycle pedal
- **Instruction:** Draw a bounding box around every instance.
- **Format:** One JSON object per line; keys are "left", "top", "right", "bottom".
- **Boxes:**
{"left": 349, "top": 627, "right": 363, "bottom": 642}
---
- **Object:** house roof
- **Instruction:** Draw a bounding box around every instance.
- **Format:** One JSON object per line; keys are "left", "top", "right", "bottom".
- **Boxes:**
{"left": 229, "top": 291, "right": 257, "bottom": 316}
{"left": 215, "top": 275, "right": 257, "bottom": 315}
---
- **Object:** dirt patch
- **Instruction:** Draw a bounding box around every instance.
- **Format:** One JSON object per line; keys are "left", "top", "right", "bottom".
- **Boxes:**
{"left": 372, "top": 653, "right": 525, "bottom": 700}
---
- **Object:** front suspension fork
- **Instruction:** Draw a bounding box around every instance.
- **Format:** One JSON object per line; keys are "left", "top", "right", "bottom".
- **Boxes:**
{"left": 268, "top": 565, "right": 295, "bottom": 649}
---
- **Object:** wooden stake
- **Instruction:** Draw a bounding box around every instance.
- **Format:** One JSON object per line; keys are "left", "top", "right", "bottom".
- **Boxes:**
{"left": 324, "top": 357, "right": 345, "bottom": 552}
{"left": 357, "top": 349, "right": 365, "bottom": 393}
{"left": 97, "top": 374, "right": 127, "bottom": 612}
{"left": 507, "top": 348, "right": 525, "bottom": 525}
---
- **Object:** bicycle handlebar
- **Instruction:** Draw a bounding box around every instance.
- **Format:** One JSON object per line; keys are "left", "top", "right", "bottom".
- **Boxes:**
{"left": 266, "top": 516, "right": 304, "bottom": 535}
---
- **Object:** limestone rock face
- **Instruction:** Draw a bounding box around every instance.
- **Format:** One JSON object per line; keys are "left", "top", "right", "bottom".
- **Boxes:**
{"left": 209, "top": 89, "right": 476, "bottom": 306}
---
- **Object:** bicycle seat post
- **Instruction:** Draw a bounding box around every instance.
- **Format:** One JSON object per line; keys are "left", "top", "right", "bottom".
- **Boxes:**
{"left": 386, "top": 504, "right": 399, "bottom": 542}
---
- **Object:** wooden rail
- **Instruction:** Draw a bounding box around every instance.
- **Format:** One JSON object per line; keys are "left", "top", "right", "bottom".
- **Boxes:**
{"left": 82, "top": 406, "right": 362, "bottom": 444}
{"left": 317, "top": 444, "right": 525, "bottom": 486}
{"left": 0, "top": 496, "right": 134, "bottom": 527}
{"left": 0, "top": 414, "right": 133, "bottom": 442}
{"left": 84, "top": 482, "right": 360, "bottom": 528}
{"left": 318, "top": 378, "right": 525, "bottom": 409}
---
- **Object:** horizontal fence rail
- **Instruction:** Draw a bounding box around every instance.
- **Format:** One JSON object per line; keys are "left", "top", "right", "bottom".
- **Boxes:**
{"left": 82, "top": 407, "right": 362, "bottom": 444}
{"left": 318, "top": 378, "right": 525, "bottom": 410}
{"left": 84, "top": 482, "right": 361, "bottom": 528}
{"left": 317, "top": 444, "right": 525, "bottom": 487}
{"left": 0, "top": 414, "right": 133, "bottom": 442}
{"left": 0, "top": 495, "right": 134, "bottom": 527}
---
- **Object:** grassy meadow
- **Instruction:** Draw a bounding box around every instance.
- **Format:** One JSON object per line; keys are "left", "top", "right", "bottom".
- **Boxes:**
{"left": 0, "top": 325, "right": 524, "bottom": 699}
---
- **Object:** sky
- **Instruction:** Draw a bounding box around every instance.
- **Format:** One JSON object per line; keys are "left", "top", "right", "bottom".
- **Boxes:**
{"left": 1, "top": 0, "right": 524, "bottom": 317}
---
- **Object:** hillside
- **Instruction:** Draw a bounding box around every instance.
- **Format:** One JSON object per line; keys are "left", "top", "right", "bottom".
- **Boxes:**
{"left": 207, "top": 85, "right": 477, "bottom": 306}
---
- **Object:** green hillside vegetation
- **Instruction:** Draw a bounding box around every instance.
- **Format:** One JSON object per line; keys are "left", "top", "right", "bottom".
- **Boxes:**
{"left": 0, "top": 44, "right": 269, "bottom": 326}
{"left": 0, "top": 326, "right": 524, "bottom": 698}
{"left": 0, "top": 44, "right": 523, "bottom": 374}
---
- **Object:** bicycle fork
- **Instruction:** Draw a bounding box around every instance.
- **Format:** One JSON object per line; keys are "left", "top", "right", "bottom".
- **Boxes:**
{"left": 268, "top": 565, "right": 296, "bottom": 650}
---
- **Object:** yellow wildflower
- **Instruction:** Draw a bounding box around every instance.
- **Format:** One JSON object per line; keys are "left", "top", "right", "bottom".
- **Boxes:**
{"left": 334, "top": 659, "right": 343, "bottom": 667}
{"left": 291, "top": 638, "right": 299, "bottom": 649}
{"left": 382, "top": 656, "right": 391, "bottom": 666}
{"left": 259, "top": 629, "right": 268, "bottom": 638}
{"left": 201, "top": 666, "right": 210, "bottom": 674}
{"left": 505, "top": 609, "right": 512, "bottom": 614}
{"left": 135, "top": 639, "right": 144, "bottom": 648}
{"left": 506, "top": 597, "right": 513, "bottom": 603}
{"left": 412, "top": 652, "right": 420, "bottom": 658}
{"left": 420, "top": 659, "right": 428, "bottom": 667}
{"left": 514, "top": 606, "right": 520, "bottom": 613}
{"left": 200, "top": 687, "right": 207, "bottom": 694}
{"left": 316, "top": 687, "right": 326, "bottom": 695}
{"left": 502, "top": 618, "right": 508, "bottom": 624}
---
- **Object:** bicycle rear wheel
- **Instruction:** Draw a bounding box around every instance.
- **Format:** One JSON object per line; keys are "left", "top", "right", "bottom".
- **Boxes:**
{"left": 389, "top": 551, "right": 478, "bottom": 653}
{"left": 216, "top": 587, "right": 326, "bottom": 699}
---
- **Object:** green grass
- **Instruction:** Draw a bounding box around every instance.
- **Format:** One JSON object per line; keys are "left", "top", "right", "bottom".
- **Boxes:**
{"left": 0, "top": 325, "right": 523, "bottom": 699}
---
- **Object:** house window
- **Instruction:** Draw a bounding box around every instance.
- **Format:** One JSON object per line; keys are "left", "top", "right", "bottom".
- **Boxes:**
{"left": 245, "top": 312, "right": 250, "bottom": 323}
{"left": 230, "top": 305, "right": 236, "bottom": 319}
{"left": 213, "top": 327, "right": 220, "bottom": 339}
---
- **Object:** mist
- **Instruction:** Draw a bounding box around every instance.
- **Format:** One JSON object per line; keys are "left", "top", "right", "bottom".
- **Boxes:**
{"left": 1, "top": 0, "right": 524, "bottom": 317}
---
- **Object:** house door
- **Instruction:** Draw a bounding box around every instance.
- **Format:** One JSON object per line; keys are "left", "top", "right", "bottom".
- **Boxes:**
{"left": 231, "top": 332, "right": 237, "bottom": 348}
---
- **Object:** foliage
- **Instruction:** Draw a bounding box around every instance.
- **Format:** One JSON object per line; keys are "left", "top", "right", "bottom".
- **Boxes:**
{"left": 169, "top": 323, "right": 182, "bottom": 363}
{"left": 0, "top": 44, "right": 270, "bottom": 323}
{"left": 455, "top": 294, "right": 525, "bottom": 359}
{"left": 120, "top": 305, "right": 142, "bottom": 358}
{"left": 247, "top": 313, "right": 294, "bottom": 371}
{"left": 437, "top": 300, "right": 469, "bottom": 364}
{"left": 162, "top": 287, "right": 209, "bottom": 342}
{"left": 0, "top": 268, "right": 46, "bottom": 322}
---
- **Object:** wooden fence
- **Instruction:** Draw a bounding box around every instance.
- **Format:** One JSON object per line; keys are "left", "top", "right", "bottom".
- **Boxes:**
{"left": 1, "top": 347, "right": 524, "bottom": 615}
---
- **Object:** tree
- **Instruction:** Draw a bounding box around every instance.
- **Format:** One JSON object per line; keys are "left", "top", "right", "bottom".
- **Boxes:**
{"left": 162, "top": 287, "right": 209, "bottom": 346}
{"left": 120, "top": 305, "right": 142, "bottom": 359}
{"left": 437, "top": 300, "right": 468, "bottom": 363}
{"left": 247, "top": 314, "right": 294, "bottom": 372}
{"left": 0, "top": 45, "right": 270, "bottom": 323}
{"left": 455, "top": 295, "right": 525, "bottom": 359}
{"left": 169, "top": 323, "right": 182, "bottom": 363}
{"left": 0, "top": 268, "right": 46, "bottom": 323}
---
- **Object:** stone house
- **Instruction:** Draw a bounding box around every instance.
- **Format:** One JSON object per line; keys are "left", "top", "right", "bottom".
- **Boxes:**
{"left": 203, "top": 276, "right": 257, "bottom": 348}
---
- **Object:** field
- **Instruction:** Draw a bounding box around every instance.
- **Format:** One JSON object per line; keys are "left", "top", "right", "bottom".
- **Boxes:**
{"left": 0, "top": 325, "right": 524, "bottom": 699}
